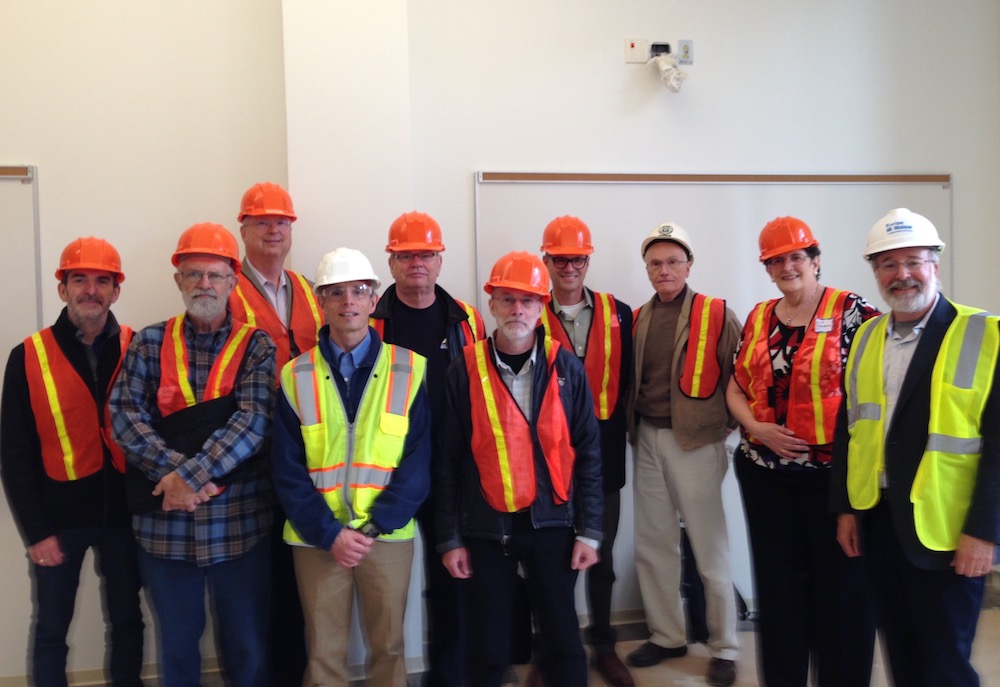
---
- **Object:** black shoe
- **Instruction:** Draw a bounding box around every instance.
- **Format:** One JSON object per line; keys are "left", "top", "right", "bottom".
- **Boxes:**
{"left": 626, "top": 641, "right": 688, "bottom": 667}
{"left": 706, "top": 657, "right": 737, "bottom": 687}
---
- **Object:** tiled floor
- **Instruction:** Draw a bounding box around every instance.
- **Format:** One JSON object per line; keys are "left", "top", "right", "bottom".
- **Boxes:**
{"left": 166, "top": 607, "right": 1000, "bottom": 686}
{"left": 505, "top": 608, "right": 1000, "bottom": 687}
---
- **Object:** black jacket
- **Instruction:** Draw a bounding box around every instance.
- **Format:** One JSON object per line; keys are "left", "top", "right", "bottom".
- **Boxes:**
{"left": 436, "top": 330, "right": 603, "bottom": 551}
{"left": 543, "top": 289, "right": 632, "bottom": 493}
{"left": 1, "top": 309, "right": 131, "bottom": 545}
{"left": 831, "top": 296, "right": 1000, "bottom": 570}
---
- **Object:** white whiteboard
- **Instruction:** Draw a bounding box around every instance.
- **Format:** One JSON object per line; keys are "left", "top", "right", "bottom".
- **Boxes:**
{"left": 474, "top": 173, "right": 953, "bottom": 323}
{"left": 0, "top": 166, "right": 41, "bottom": 382}
{"left": 475, "top": 172, "right": 952, "bottom": 610}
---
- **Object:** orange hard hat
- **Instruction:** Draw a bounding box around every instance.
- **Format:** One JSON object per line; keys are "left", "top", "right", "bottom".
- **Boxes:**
{"left": 758, "top": 216, "right": 818, "bottom": 262}
{"left": 238, "top": 182, "right": 297, "bottom": 223}
{"left": 386, "top": 212, "right": 445, "bottom": 252}
{"left": 55, "top": 237, "right": 125, "bottom": 283}
{"left": 540, "top": 216, "right": 594, "bottom": 256}
{"left": 172, "top": 223, "right": 241, "bottom": 272}
{"left": 483, "top": 251, "right": 551, "bottom": 301}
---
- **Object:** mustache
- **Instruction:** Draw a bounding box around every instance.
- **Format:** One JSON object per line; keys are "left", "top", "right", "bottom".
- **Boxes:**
{"left": 888, "top": 278, "right": 920, "bottom": 290}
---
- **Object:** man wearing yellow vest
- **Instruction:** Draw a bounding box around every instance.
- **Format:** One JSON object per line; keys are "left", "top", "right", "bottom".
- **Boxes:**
{"left": 832, "top": 208, "right": 1000, "bottom": 687}
{"left": 271, "top": 247, "right": 430, "bottom": 687}
{"left": 229, "top": 181, "right": 320, "bottom": 686}
{"left": 625, "top": 223, "right": 740, "bottom": 687}
{"left": 437, "top": 251, "right": 603, "bottom": 687}
{"left": 1, "top": 237, "right": 144, "bottom": 687}
{"left": 369, "top": 211, "right": 484, "bottom": 687}
{"left": 111, "top": 223, "right": 276, "bottom": 687}
{"left": 539, "top": 216, "right": 634, "bottom": 687}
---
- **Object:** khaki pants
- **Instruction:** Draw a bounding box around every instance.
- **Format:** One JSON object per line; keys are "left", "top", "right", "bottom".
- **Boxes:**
{"left": 633, "top": 420, "right": 739, "bottom": 661}
{"left": 293, "top": 540, "right": 414, "bottom": 686}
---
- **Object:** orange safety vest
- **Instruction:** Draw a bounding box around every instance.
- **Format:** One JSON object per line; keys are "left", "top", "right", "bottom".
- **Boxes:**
{"left": 733, "top": 288, "right": 847, "bottom": 445}
{"left": 24, "top": 326, "right": 132, "bottom": 481}
{"left": 539, "top": 292, "right": 622, "bottom": 419}
{"left": 632, "top": 293, "right": 725, "bottom": 399}
{"left": 370, "top": 298, "right": 485, "bottom": 347}
{"left": 230, "top": 271, "right": 322, "bottom": 370}
{"left": 463, "top": 338, "right": 575, "bottom": 513}
{"left": 679, "top": 294, "right": 726, "bottom": 399}
{"left": 156, "top": 315, "right": 255, "bottom": 417}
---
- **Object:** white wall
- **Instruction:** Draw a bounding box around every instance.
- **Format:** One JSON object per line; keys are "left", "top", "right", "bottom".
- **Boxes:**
{"left": 1, "top": 0, "right": 999, "bottom": 681}
{"left": 0, "top": 0, "right": 287, "bottom": 680}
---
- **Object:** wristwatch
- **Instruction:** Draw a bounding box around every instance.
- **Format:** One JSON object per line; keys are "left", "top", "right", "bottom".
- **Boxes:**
{"left": 356, "top": 521, "right": 382, "bottom": 538}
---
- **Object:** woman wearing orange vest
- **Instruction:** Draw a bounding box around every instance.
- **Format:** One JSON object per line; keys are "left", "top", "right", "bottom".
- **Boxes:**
{"left": 726, "top": 217, "right": 879, "bottom": 687}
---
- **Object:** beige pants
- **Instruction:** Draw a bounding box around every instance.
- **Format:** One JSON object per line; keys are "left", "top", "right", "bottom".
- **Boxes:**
{"left": 293, "top": 540, "right": 414, "bottom": 686}
{"left": 633, "top": 420, "right": 739, "bottom": 661}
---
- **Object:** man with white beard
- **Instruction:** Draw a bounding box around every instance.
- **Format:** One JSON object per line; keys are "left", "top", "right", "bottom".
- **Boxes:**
{"left": 111, "top": 223, "right": 276, "bottom": 687}
{"left": 832, "top": 208, "right": 1000, "bottom": 687}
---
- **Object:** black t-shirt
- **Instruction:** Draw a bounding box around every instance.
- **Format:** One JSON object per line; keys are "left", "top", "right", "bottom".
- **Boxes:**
{"left": 386, "top": 297, "right": 450, "bottom": 418}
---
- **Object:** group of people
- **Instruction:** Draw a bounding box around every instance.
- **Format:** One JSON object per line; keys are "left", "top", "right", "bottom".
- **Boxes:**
{"left": 0, "top": 185, "right": 996, "bottom": 687}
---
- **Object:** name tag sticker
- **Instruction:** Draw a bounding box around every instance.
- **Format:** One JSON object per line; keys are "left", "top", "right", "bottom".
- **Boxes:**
{"left": 814, "top": 318, "right": 834, "bottom": 333}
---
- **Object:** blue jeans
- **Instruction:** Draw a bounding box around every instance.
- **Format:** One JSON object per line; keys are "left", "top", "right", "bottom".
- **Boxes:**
{"left": 138, "top": 537, "right": 270, "bottom": 687}
{"left": 32, "top": 523, "right": 144, "bottom": 687}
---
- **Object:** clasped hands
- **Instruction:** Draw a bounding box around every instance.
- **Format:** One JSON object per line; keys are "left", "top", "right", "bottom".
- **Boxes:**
{"left": 154, "top": 470, "right": 219, "bottom": 512}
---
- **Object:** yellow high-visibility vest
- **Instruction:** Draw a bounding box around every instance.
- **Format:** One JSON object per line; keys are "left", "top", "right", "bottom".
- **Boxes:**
{"left": 845, "top": 303, "right": 999, "bottom": 550}
{"left": 279, "top": 342, "right": 426, "bottom": 543}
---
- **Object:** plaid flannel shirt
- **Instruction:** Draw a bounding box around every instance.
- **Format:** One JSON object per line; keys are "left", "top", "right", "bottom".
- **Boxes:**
{"left": 110, "top": 313, "right": 276, "bottom": 566}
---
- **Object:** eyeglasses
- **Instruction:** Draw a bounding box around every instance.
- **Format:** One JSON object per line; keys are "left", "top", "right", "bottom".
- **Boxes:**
{"left": 246, "top": 218, "right": 292, "bottom": 230}
{"left": 493, "top": 294, "right": 543, "bottom": 309}
{"left": 874, "top": 257, "right": 934, "bottom": 275}
{"left": 178, "top": 270, "right": 234, "bottom": 285}
{"left": 645, "top": 258, "right": 689, "bottom": 272}
{"left": 549, "top": 256, "right": 589, "bottom": 269}
{"left": 764, "top": 253, "right": 810, "bottom": 268}
{"left": 320, "top": 283, "right": 374, "bottom": 299}
{"left": 393, "top": 252, "right": 439, "bottom": 263}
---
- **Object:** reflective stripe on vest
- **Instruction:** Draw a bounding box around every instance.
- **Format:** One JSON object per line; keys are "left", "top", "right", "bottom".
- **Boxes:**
{"left": 540, "top": 292, "right": 622, "bottom": 420}
{"left": 463, "top": 338, "right": 575, "bottom": 513}
{"left": 456, "top": 298, "right": 486, "bottom": 344}
{"left": 733, "top": 288, "right": 847, "bottom": 445}
{"left": 24, "top": 326, "right": 132, "bottom": 480}
{"left": 845, "top": 303, "right": 999, "bottom": 550}
{"left": 156, "top": 315, "right": 255, "bottom": 417}
{"left": 230, "top": 272, "right": 322, "bottom": 370}
{"left": 280, "top": 342, "right": 426, "bottom": 542}
{"left": 679, "top": 294, "right": 726, "bottom": 399}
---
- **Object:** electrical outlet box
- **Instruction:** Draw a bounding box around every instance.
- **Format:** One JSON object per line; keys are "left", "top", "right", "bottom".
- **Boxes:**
{"left": 624, "top": 38, "right": 649, "bottom": 64}
{"left": 678, "top": 39, "right": 694, "bottom": 65}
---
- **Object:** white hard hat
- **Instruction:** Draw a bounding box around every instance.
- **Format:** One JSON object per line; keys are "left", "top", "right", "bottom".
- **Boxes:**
{"left": 642, "top": 222, "right": 694, "bottom": 261}
{"left": 314, "top": 247, "right": 381, "bottom": 293}
{"left": 864, "top": 208, "right": 945, "bottom": 260}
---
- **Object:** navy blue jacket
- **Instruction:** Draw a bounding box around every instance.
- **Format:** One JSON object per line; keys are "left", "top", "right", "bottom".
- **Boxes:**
{"left": 436, "top": 329, "right": 603, "bottom": 552}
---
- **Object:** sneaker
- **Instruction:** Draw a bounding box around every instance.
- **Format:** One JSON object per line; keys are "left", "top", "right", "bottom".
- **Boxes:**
{"left": 706, "top": 657, "right": 737, "bottom": 687}
{"left": 625, "top": 641, "right": 688, "bottom": 667}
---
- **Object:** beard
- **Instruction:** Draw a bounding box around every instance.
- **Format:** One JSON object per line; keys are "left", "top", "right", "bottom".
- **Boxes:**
{"left": 497, "top": 319, "right": 535, "bottom": 344}
{"left": 184, "top": 289, "right": 227, "bottom": 322}
{"left": 881, "top": 276, "right": 940, "bottom": 315}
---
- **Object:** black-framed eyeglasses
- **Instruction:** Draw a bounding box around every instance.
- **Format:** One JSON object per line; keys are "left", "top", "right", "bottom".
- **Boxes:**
{"left": 549, "top": 256, "right": 589, "bottom": 269}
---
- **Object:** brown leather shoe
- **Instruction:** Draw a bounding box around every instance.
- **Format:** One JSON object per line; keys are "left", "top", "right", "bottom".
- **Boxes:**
{"left": 592, "top": 652, "right": 635, "bottom": 687}
{"left": 525, "top": 664, "right": 546, "bottom": 687}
